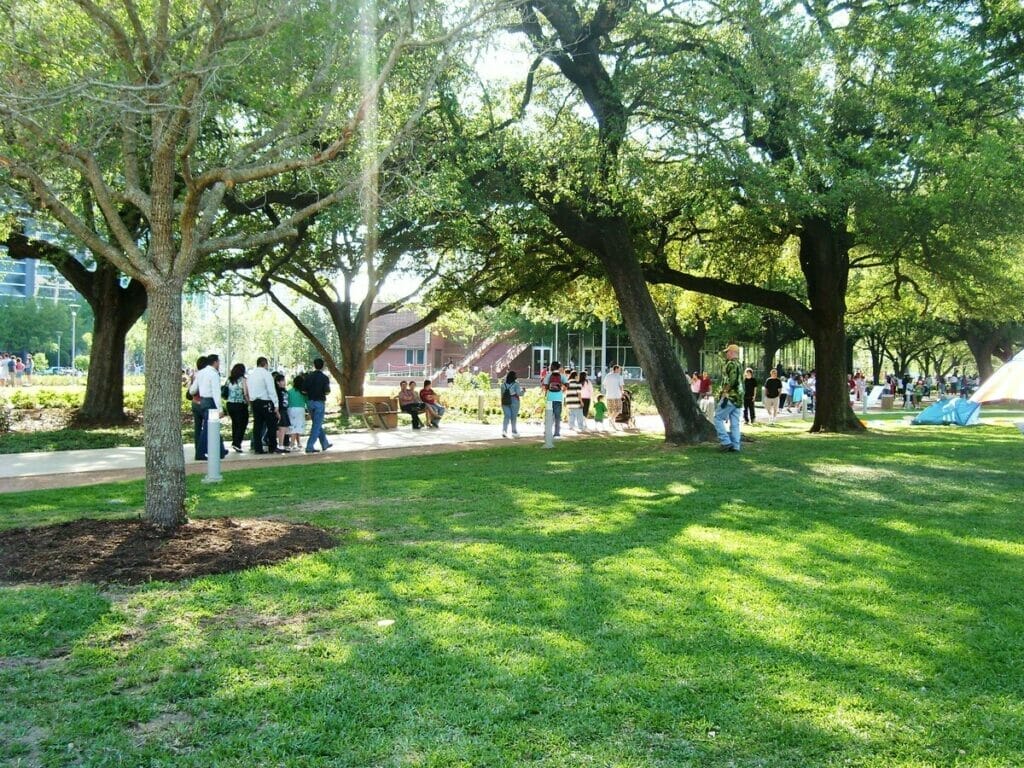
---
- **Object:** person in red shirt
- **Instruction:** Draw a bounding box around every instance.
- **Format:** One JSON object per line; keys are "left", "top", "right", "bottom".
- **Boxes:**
{"left": 419, "top": 379, "right": 446, "bottom": 428}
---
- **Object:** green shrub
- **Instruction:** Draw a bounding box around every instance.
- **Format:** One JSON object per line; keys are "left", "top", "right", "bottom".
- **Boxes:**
{"left": 451, "top": 371, "right": 494, "bottom": 391}
{"left": 123, "top": 388, "right": 145, "bottom": 412}
{"left": 439, "top": 388, "right": 501, "bottom": 417}
{"left": 6, "top": 389, "right": 84, "bottom": 409}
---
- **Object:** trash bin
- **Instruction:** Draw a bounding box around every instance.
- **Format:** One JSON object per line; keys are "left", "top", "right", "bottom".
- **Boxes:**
{"left": 880, "top": 394, "right": 894, "bottom": 410}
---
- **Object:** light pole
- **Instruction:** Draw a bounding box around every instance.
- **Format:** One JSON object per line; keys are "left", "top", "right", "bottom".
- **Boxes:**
{"left": 226, "top": 296, "right": 232, "bottom": 369}
{"left": 56, "top": 332, "right": 62, "bottom": 369}
{"left": 70, "top": 304, "right": 79, "bottom": 372}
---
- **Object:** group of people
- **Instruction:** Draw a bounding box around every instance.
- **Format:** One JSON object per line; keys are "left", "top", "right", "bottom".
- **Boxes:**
{"left": 873, "top": 371, "right": 977, "bottom": 407}
{"left": 185, "top": 355, "right": 332, "bottom": 460}
{"left": 0, "top": 353, "right": 32, "bottom": 386}
{"left": 758, "top": 368, "right": 815, "bottom": 424}
{"left": 396, "top": 380, "right": 445, "bottom": 429}
{"left": 533, "top": 362, "right": 627, "bottom": 447}
{"left": 711, "top": 348, "right": 823, "bottom": 452}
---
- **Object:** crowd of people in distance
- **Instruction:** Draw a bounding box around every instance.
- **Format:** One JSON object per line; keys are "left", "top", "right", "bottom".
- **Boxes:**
{"left": 181, "top": 354, "right": 640, "bottom": 461}
{"left": 869, "top": 370, "right": 978, "bottom": 407}
{"left": 174, "top": 348, "right": 992, "bottom": 464}
{"left": 695, "top": 362, "right": 982, "bottom": 437}
{"left": 0, "top": 353, "right": 34, "bottom": 386}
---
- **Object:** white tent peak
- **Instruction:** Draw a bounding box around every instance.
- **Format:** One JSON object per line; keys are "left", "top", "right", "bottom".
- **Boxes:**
{"left": 970, "top": 350, "right": 1024, "bottom": 403}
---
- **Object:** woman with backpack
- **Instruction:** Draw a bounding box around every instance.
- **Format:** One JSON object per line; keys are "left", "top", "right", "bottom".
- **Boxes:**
{"left": 500, "top": 370, "right": 525, "bottom": 438}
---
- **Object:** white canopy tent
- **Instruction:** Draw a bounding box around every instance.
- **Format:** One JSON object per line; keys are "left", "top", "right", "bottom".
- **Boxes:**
{"left": 971, "top": 350, "right": 1024, "bottom": 403}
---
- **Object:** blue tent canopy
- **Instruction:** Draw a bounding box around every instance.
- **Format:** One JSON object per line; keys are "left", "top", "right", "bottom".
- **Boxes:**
{"left": 911, "top": 397, "right": 981, "bottom": 426}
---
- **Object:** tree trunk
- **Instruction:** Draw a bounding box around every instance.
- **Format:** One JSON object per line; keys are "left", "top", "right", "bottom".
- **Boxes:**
{"left": 78, "top": 266, "right": 146, "bottom": 424}
{"left": 596, "top": 221, "right": 715, "bottom": 444}
{"left": 4, "top": 233, "right": 145, "bottom": 424}
{"left": 338, "top": 332, "right": 367, "bottom": 400}
{"left": 667, "top": 317, "right": 706, "bottom": 374}
{"left": 339, "top": 356, "right": 368, "bottom": 400}
{"left": 799, "top": 218, "right": 864, "bottom": 433}
{"left": 761, "top": 318, "right": 782, "bottom": 377}
{"left": 965, "top": 336, "right": 997, "bottom": 381}
{"left": 142, "top": 282, "right": 187, "bottom": 530}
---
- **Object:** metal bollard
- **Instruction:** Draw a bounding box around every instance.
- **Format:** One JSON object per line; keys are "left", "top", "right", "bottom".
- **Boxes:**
{"left": 543, "top": 400, "right": 555, "bottom": 449}
{"left": 203, "top": 407, "right": 223, "bottom": 483}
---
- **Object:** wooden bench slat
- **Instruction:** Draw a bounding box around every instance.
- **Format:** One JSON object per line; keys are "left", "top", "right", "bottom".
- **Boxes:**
{"left": 345, "top": 396, "right": 399, "bottom": 429}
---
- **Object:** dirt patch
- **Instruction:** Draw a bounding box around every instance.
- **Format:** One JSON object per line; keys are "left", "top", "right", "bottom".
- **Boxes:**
{"left": 0, "top": 518, "right": 338, "bottom": 586}
{"left": 9, "top": 407, "right": 74, "bottom": 432}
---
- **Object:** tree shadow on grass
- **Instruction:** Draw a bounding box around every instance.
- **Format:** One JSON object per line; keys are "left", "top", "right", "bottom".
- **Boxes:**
{"left": 3, "top": 427, "right": 1023, "bottom": 765}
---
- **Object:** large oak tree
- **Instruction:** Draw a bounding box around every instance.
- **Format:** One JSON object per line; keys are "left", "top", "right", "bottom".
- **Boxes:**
{"left": 1, "top": 0, "right": 493, "bottom": 527}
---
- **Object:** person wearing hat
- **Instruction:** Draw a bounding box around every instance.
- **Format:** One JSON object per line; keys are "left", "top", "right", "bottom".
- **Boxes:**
{"left": 715, "top": 343, "right": 742, "bottom": 452}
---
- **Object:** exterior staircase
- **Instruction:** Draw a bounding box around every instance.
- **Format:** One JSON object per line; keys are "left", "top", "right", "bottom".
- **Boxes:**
{"left": 458, "top": 330, "right": 518, "bottom": 370}
{"left": 489, "top": 342, "right": 531, "bottom": 375}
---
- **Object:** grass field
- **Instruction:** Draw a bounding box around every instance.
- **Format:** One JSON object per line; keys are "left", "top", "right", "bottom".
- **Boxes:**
{"left": 2, "top": 420, "right": 1022, "bottom": 766}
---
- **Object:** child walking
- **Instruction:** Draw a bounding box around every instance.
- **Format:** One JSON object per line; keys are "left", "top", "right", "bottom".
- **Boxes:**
{"left": 287, "top": 374, "right": 308, "bottom": 451}
{"left": 593, "top": 394, "right": 608, "bottom": 432}
{"left": 274, "top": 372, "right": 292, "bottom": 451}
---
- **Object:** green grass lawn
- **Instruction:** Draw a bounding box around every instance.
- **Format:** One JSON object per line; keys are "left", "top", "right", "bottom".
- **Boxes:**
{"left": 2, "top": 422, "right": 1022, "bottom": 766}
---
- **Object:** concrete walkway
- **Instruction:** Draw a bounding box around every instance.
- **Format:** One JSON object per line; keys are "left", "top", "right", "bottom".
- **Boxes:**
{"left": 0, "top": 416, "right": 666, "bottom": 493}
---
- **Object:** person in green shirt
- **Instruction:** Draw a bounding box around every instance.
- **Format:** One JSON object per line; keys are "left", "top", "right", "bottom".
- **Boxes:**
{"left": 715, "top": 343, "right": 743, "bottom": 452}
{"left": 286, "top": 375, "right": 309, "bottom": 451}
{"left": 593, "top": 395, "right": 608, "bottom": 431}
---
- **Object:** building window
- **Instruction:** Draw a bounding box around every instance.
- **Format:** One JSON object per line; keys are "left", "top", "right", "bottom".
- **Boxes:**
{"left": 405, "top": 349, "right": 425, "bottom": 365}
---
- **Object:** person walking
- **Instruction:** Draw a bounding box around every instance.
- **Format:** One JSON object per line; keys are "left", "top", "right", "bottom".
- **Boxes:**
{"left": 542, "top": 361, "right": 566, "bottom": 447}
{"left": 302, "top": 357, "right": 332, "bottom": 453}
{"left": 186, "top": 356, "right": 208, "bottom": 460}
{"left": 714, "top": 343, "right": 742, "bottom": 453}
{"left": 742, "top": 367, "right": 757, "bottom": 425}
{"left": 781, "top": 372, "right": 793, "bottom": 412}
{"left": 286, "top": 375, "right": 308, "bottom": 450}
{"left": 190, "top": 353, "right": 228, "bottom": 460}
{"left": 500, "top": 370, "right": 525, "bottom": 437}
{"left": 274, "top": 372, "right": 292, "bottom": 450}
{"left": 579, "top": 371, "right": 593, "bottom": 419}
{"left": 593, "top": 394, "right": 608, "bottom": 432}
{"left": 225, "top": 363, "right": 250, "bottom": 453}
{"left": 566, "top": 370, "right": 586, "bottom": 432}
{"left": 601, "top": 364, "right": 625, "bottom": 430}
{"left": 854, "top": 369, "right": 867, "bottom": 412}
{"left": 763, "top": 368, "right": 782, "bottom": 425}
{"left": 248, "top": 356, "right": 282, "bottom": 454}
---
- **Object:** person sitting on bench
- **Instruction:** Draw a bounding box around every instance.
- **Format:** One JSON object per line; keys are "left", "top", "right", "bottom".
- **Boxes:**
{"left": 419, "top": 379, "right": 445, "bottom": 428}
{"left": 397, "top": 380, "right": 426, "bottom": 429}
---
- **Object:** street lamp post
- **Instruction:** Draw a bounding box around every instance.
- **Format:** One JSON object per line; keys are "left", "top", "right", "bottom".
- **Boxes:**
{"left": 70, "top": 304, "right": 79, "bottom": 372}
{"left": 56, "top": 332, "right": 62, "bottom": 369}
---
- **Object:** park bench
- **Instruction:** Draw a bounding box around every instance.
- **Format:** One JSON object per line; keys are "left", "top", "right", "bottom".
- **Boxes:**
{"left": 345, "top": 396, "right": 400, "bottom": 430}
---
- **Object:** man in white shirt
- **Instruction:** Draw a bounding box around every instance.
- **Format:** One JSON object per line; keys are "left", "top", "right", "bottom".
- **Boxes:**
{"left": 248, "top": 356, "right": 282, "bottom": 454}
{"left": 188, "top": 353, "right": 227, "bottom": 460}
{"left": 601, "top": 364, "right": 625, "bottom": 429}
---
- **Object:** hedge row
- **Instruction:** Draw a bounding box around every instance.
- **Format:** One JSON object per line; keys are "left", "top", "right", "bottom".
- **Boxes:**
{"left": 2, "top": 387, "right": 149, "bottom": 413}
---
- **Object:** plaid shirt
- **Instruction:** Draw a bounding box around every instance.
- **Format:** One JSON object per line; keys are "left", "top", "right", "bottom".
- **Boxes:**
{"left": 719, "top": 358, "right": 742, "bottom": 407}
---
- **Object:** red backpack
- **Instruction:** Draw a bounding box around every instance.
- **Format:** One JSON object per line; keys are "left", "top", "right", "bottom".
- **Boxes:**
{"left": 547, "top": 372, "right": 563, "bottom": 392}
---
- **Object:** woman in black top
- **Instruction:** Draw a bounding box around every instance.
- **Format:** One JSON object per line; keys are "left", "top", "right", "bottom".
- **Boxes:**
{"left": 743, "top": 368, "right": 757, "bottom": 425}
{"left": 763, "top": 369, "right": 783, "bottom": 425}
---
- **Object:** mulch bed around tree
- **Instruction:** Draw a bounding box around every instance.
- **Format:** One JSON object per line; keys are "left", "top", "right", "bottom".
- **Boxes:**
{"left": 0, "top": 518, "right": 338, "bottom": 586}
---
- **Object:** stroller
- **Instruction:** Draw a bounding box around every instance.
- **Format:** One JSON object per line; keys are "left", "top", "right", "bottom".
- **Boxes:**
{"left": 615, "top": 389, "right": 637, "bottom": 429}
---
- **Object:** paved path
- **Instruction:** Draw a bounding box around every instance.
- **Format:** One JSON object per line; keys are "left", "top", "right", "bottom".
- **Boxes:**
{"left": 0, "top": 416, "right": 666, "bottom": 493}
